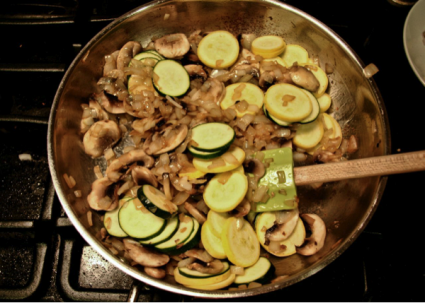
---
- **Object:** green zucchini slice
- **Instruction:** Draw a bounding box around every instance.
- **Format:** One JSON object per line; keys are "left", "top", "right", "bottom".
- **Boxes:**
{"left": 118, "top": 199, "right": 165, "bottom": 240}
{"left": 187, "top": 145, "right": 228, "bottom": 159}
{"left": 233, "top": 257, "right": 275, "bottom": 285}
{"left": 179, "top": 261, "right": 230, "bottom": 279}
{"left": 152, "top": 59, "right": 190, "bottom": 97}
{"left": 170, "top": 218, "right": 201, "bottom": 255}
{"left": 139, "top": 215, "right": 179, "bottom": 246}
{"left": 103, "top": 199, "right": 129, "bottom": 238}
{"left": 263, "top": 105, "right": 291, "bottom": 127}
{"left": 138, "top": 185, "right": 178, "bottom": 219}
{"left": 191, "top": 122, "right": 235, "bottom": 152}
{"left": 155, "top": 215, "right": 194, "bottom": 253}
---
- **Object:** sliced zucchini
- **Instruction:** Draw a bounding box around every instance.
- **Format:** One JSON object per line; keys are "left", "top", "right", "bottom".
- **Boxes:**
{"left": 103, "top": 198, "right": 129, "bottom": 238}
{"left": 233, "top": 257, "right": 275, "bottom": 285}
{"left": 154, "top": 215, "right": 194, "bottom": 253}
{"left": 174, "top": 261, "right": 231, "bottom": 286}
{"left": 220, "top": 83, "right": 264, "bottom": 118}
{"left": 264, "top": 83, "right": 312, "bottom": 123}
{"left": 142, "top": 50, "right": 165, "bottom": 60}
{"left": 293, "top": 118, "right": 324, "bottom": 150}
{"left": 139, "top": 215, "right": 179, "bottom": 246}
{"left": 203, "top": 170, "right": 248, "bottom": 212}
{"left": 306, "top": 113, "right": 341, "bottom": 155}
{"left": 134, "top": 51, "right": 163, "bottom": 61}
{"left": 251, "top": 35, "right": 286, "bottom": 59}
{"left": 193, "top": 146, "right": 245, "bottom": 174}
{"left": 187, "top": 145, "right": 228, "bottom": 159}
{"left": 263, "top": 105, "right": 291, "bottom": 127}
{"left": 255, "top": 212, "right": 306, "bottom": 257}
{"left": 118, "top": 199, "right": 165, "bottom": 240}
{"left": 201, "top": 220, "right": 227, "bottom": 259}
{"left": 300, "top": 89, "right": 320, "bottom": 124}
{"left": 170, "top": 217, "right": 201, "bottom": 255}
{"left": 191, "top": 122, "right": 235, "bottom": 152}
{"left": 152, "top": 59, "right": 190, "bottom": 97}
{"left": 183, "top": 273, "right": 236, "bottom": 290}
{"left": 138, "top": 185, "right": 178, "bottom": 219}
{"left": 207, "top": 210, "right": 231, "bottom": 238}
{"left": 281, "top": 44, "right": 309, "bottom": 67}
{"left": 179, "top": 261, "right": 230, "bottom": 279}
{"left": 221, "top": 217, "right": 260, "bottom": 267}
{"left": 197, "top": 31, "right": 239, "bottom": 69}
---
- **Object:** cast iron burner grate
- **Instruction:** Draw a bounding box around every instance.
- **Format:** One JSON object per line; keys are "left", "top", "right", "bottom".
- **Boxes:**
{"left": 0, "top": 0, "right": 424, "bottom": 301}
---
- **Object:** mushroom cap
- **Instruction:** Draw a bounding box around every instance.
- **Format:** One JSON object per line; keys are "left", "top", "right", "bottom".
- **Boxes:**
{"left": 296, "top": 213, "right": 326, "bottom": 256}
{"left": 131, "top": 166, "right": 158, "bottom": 187}
{"left": 154, "top": 33, "right": 190, "bottom": 58}
{"left": 289, "top": 65, "right": 320, "bottom": 92}
{"left": 83, "top": 120, "right": 121, "bottom": 158}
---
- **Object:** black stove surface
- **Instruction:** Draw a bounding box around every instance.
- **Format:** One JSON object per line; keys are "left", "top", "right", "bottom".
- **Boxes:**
{"left": 0, "top": 0, "right": 424, "bottom": 301}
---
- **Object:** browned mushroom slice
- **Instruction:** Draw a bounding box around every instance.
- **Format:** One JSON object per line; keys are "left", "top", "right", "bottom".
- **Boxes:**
{"left": 186, "top": 259, "right": 224, "bottom": 275}
{"left": 87, "top": 177, "right": 118, "bottom": 211}
{"left": 106, "top": 149, "right": 154, "bottom": 182}
{"left": 131, "top": 166, "right": 158, "bottom": 187}
{"left": 83, "top": 120, "right": 121, "bottom": 158}
{"left": 152, "top": 124, "right": 188, "bottom": 155}
{"left": 266, "top": 208, "right": 299, "bottom": 242}
{"left": 296, "top": 213, "right": 326, "bottom": 256}
{"left": 99, "top": 91, "right": 126, "bottom": 114}
{"left": 116, "top": 41, "right": 142, "bottom": 71}
{"left": 123, "top": 239, "right": 170, "bottom": 267}
{"left": 154, "top": 33, "right": 190, "bottom": 58}
{"left": 289, "top": 65, "right": 320, "bottom": 92}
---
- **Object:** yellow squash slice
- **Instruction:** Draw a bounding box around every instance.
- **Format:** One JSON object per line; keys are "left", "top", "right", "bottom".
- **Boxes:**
{"left": 201, "top": 221, "right": 227, "bottom": 259}
{"left": 293, "top": 118, "right": 324, "bottom": 149}
{"left": 198, "top": 30, "right": 240, "bottom": 69}
{"left": 220, "top": 83, "right": 264, "bottom": 117}
{"left": 317, "top": 93, "right": 332, "bottom": 112}
{"left": 193, "top": 146, "right": 245, "bottom": 173}
{"left": 264, "top": 83, "right": 312, "bottom": 122}
{"left": 203, "top": 171, "right": 248, "bottom": 212}
{"left": 221, "top": 217, "right": 260, "bottom": 267}
{"left": 281, "top": 44, "right": 310, "bottom": 67}
{"left": 207, "top": 210, "right": 231, "bottom": 238}
{"left": 251, "top": 35, "right": 286, "bottom": 59}
{"left": 174, "top": 262, "right": 231, "bottom": 286}
{"left": 184, "top": 274, "right": 236, "bottom": 290}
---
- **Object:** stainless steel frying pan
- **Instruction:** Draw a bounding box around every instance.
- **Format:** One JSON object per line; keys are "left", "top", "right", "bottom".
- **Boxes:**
{"left": 47, "top": 0, "right": 390, "bottom": 298}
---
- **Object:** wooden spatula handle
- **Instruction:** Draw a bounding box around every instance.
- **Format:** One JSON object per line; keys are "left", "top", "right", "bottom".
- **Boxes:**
{"left": 293, "top": 150, "right": 425, "bottom": 186}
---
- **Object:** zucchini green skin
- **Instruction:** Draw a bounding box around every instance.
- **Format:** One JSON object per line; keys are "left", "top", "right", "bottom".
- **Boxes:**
{"left": 169, "top": 219, "right": 201, "bottom": 255}
{"left": 299, "top": 89, "right": 320, "bottom": 124}
{"left": 191, "top": 122, "right": 236, "bottom": 152}
{"left": 232, "top": 258, "right": 276, "bottom": 285}
{"left": 187, "top": 145, "right": 229, "bottom": 159}
{"left": 263, "top": 105, "right": 291, "bottom": 127}
{"left": 118, "top": 201, "right": 166, "bottom": 240}
{"left": 178, "top": 262, "right": 230, "bottom": 279}
{"left": 139, "top": 215, "right": 180, "bottom": 246}
{"left": 137, "top": 185, "right": 177, "bottom": 220}
{"left": 152, "top": 59, "right": 190, "bottom": 97}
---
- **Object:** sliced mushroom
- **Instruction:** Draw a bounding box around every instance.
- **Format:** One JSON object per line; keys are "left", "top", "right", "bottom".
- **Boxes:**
{"left": 289, "top": 65, "right": 320, "bottom": 92}
{"left": 131, "top": 166, "right": 158, "bottom": 187}
{"left": 266, "top": 208, "right": 299, "bottom": 242}
{"left": 186, "top": 259, "right": 224, "bottom": 275}
{"left": 230, "top": 198, "right": 251, "bottom": 217}
{"left": 185, "top": 249, "right": 214, "bottom": 263}
{"left": 83, "top": 120, "right": 121, "bottom": 158}
{"left": 87, "top": 177, "right": 118, "bottom": 211}
{"left": 103, "top": 50, "right": 120, "bottom": 76}
{"left": 243, "top": 158, "right": 265, "bottom": 183}
{"left": 154, "top": 33, "right": 190, "bottom": 58}
{"left": 296, "top": 213, "right": 326, "bottom": 256}
{"left": 123, "top": 239, "right": 169, "bottom": 267}
{"left": 117, "top": 41, "right": 142, "bottom": 71}
{"left": 184, "top": 64, "right": 208, "bottom": 80}
{"left": 106, "top": 149, "right": 155, "bottom": 182}
{"left": 144, "top": 267, "right": 166, "bottom": 279}
{"left": 184, "top": 202, "right": 206, "bottom": 224}
{"left": 99, "top": 91, "right": 126, "bottom": 114}
{"left": 152, "top": 124, "right": 188, "bottom": 155}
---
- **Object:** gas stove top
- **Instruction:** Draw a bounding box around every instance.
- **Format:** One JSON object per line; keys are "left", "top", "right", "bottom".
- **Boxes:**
{"left": 0, "top": 0, "right": 424, "bottom": 301}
